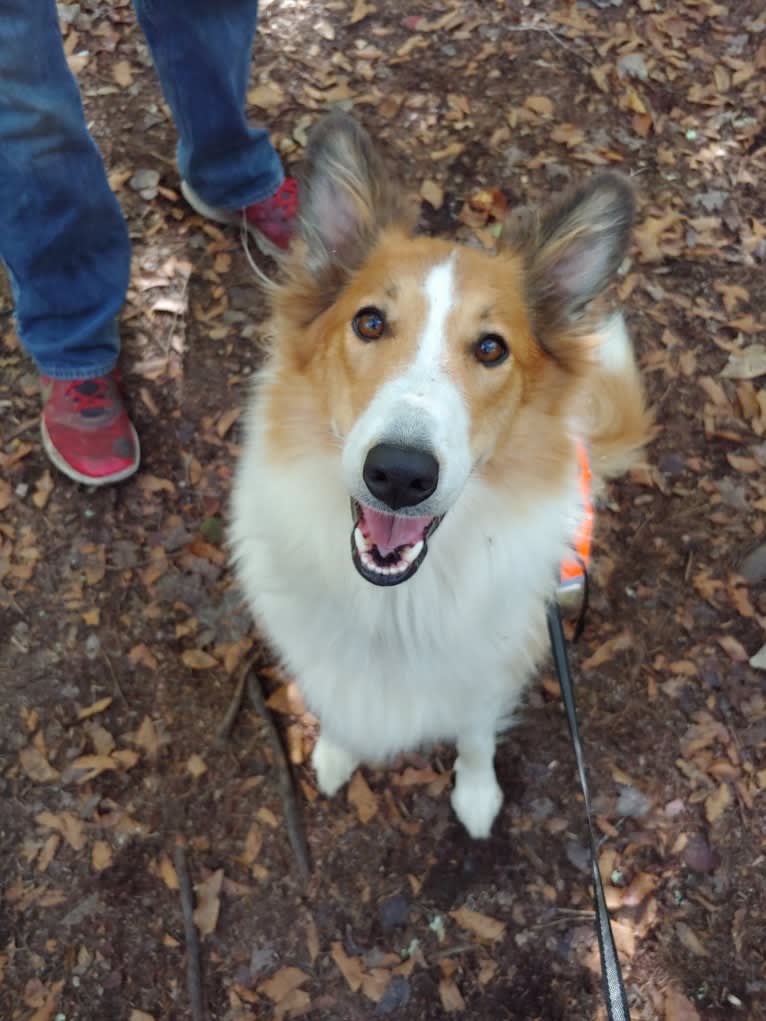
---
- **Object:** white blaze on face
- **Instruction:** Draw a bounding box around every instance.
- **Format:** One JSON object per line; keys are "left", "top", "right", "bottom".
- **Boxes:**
{"left": 342, "top": 255, "right": 474, "bottom": 516}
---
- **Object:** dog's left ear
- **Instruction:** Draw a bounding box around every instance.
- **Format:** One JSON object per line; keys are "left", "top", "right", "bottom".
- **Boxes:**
{"left": 297, "top": 112, "right": 400, "bottom": 281}
{"left": 507, "top": 172, "right": 634, "bottom": 344}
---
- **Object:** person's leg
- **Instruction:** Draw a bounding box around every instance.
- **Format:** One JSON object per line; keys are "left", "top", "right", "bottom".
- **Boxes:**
{"left": 132, "top": 0, "right": 296, "bottom": 252}
{"left": 0, "top": 0, "right": 139, "bottom": 484}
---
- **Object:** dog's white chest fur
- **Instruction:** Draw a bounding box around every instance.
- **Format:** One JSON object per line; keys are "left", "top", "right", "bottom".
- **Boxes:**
{"left": 231, "top": 423, "right": 581, "bottom": 836}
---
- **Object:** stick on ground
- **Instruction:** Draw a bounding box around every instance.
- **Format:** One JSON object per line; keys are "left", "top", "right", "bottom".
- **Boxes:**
{"left": 246, "top": 668, "right": 311, "bottom": 885}
{"left": 173, "top": 845, "right": 209, "bottom": 1021}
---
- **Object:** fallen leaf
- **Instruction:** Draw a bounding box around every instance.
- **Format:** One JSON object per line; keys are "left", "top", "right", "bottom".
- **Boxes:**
{"left": 247, "top": 82, "right": 285, "bottom": 110}
{"left": 350, "top": 0, "right": 376, "bottom": 24}
{"left": 0, "top": 478, "right": 12, "bottom": 511}
{"left": 128, "top": 643, "right": 160, "bottom": 671}
{"left": 720, "top": 345, "right": 766, "bottom": 380}
{"left": 137, "top": 474, "right": 176, "bottom": 495}
{"left": 348, "top": 771, "right": 378, "bottom": 823}
{"left": 113, "top": 60, "right": 133, "bottom": 87}
{"left": 259, "top": 966, "right": 310, "bottom": 1002}
{"left": 186, "top": 753, "right": 207, "bottom": 778}
{"left": 524, "top": 95, "right": 554, "bottom": 117}
{"left": 19, "top": 746, "right": 60, "bottom": 783}
{"left": 92, "top": 840, "right": 113, "bottom": 872}
{"left": 439, "top": 976, "right": 466, "bottom": 1011}
{"left": 159, "top": 853, "right": 179, "bottom": 890}
{"left": 134, "top": 715, "right": 160, "bottom": 760}
{"left": 193, "top": 869, "right": 224, "bottom": 937}
{"left": 35, "top": 811, "right": 85, "bottom": 851}
{"left": 69, "top": 753, "right": 119, "bottom": 782}
{"left": 331, "top": 941, "right": 364, "bottom": 991}
{"left": 675, "top": 921, "right": 709, "bottom": 957}
{"left": 450, "top": 906, "right": 506, "bottom": 942}
{"left": 129, "top": 1011, "right": 156, "bottom": 1021}
{"left": 181, "top": 649, "right": 218, "bottom": 670}
{"left": 37, "top": 834, "right": 60, "bottom": 873}
{"left": 664, "top": 988, "right": 701, "bottom": 1021}
{"left": 420, "top": 178, "right": 444, "bottom": 209}
{"left": 32, "top": 470, "right": 54, "bottom": 510}
{"left": 216, "top": 407, "right": 241, "bottom": 438}
{"left": 27, "top": 980, "right": 64, "bottom": 1021}
{"left": 704, "top": 783, "right": 731, "bottom": 824}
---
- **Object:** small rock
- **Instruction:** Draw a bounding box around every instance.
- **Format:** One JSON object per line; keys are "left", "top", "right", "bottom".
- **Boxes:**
{"left": 565, "top": 841, "right": 590, "bottom": 874}
{"left": 616, "top": 785, "right": 652, "bottom": 819}
{"left": 129, "top": 168, "right": 160, "bottom": 193}
{"left": 748, "top": 643, "right": 766, "bottom": 671}
{"left": 616, "top": 52, "right": 648, "bottom": 82}
{"left": 375, "top": 976, "right": 410, "bottom": 1016}
{"left": 740, "top": 544, "right": 766, "bottom": 584}
{"left": 682, "top": 834, "right": 720, "bottom": 874}
{"left": 85, "top": 633, "right": 101, "bottom": 660}
{"left": 379, "top": 894, "right": 409, "bottom": 932}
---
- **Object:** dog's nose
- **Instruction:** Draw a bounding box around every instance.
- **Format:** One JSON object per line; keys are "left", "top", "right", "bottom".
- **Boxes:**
{"left": 363, "top": 443, "right": 439, "bottom": 511}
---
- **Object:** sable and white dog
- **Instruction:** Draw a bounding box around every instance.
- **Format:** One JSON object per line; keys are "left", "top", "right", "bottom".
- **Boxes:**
{"left": 231, "top": 114, "right": 650, "bottom": 839}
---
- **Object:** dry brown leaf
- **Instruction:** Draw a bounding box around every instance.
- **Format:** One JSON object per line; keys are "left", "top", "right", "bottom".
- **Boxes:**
{"left": 350, "top": 0, "right": 376, "bottom": 24}
{"left": 306, "top": 915, "right": 320, "bottom": 963}
{"left": 420, "top": 178, "right": 444, "bottom": 209}
{"left": 70, "top": 753, "right": 119, "bottom": 782}
{"left": 137, "top": 473, "right": 176, "bottom": 495}
{"left": 113, "top": 60, "right": 133, "bottom": 87}
{"left": 37, "top": 834, "right": 60, "bottom": 873}
{"left": 247, "top": 82, "right": 285, "bottom": 110}
{"left": 704, "top": 783, "right": 731, "bottom": 824}
{"left": 193, "top": 869, "right": 224, "bottom": 937}
{"left": 259, "top": 966, "right": 310, "bottom": 1002}
{"left": 128, "top": 643, "right": 159, "bottom": 671}
{"left": 129, "top": 1012, "right": 156, "bottom": 1021}
{"left": 241, "top": 822, "right": 263, "bottom": 867}
{"left": 134, "top": 715, "right": 160, "bottom": 760}
{"left": 266, "top": 683, "right": 306, "bottom": 715}
{"left": 361, "top": 969, "right": 391, "bottom": 1003}
{"left": 32, "top": 470, "right": 54, "bottom": 510}
{"left": 348, "top": 771, "right": 378, "bottom": 823}
{"left": 450, "top": 905, "right": 506, "bottom": 942}
{"left": 581, "top": 632, "right": 632, "bottom": 670}
{"left": 439, "top": 976, "right": 466, "bottom": 1011}
{"left": 20, "top": 746, "right": 60, "bottom": 783}
{"left": 92, "top": 840, "right": 113, "bottom": 872}
{"left": 675, "top": 921, "right": 709, "bottom": 957}
{"left": 524, "top": 95, "right": 554, "bottom": 117}
{"left": 664, "top": 988, "right": 701, "bottom": 1021}
{"left": 331, "top": 941, "right": 364, "bottom": 991}
{"left": 35, "top": 811, "right": 85, "bottom": 851}
{"left": 216, "top": 407, "right": 241, "bottom": 438}
{"left": 186, "top": 753, "right": 207, "bottom": 778}
{"left": 0, "top": 478, "right": 12, "bottom": 511}
{"left": 182, "top": 649, "right": 218, "bottom": 670}
{"left": 27, "top": 981, "right": 64, "bottom": 1021}
{"left": 717, "top": 635, "right": 748, "bottom": 662}
{"left": 158, "top": 853, "right": 179, "bottom": 890}
{"left": 720, "top": 345, "right": 766, "bottom": 380}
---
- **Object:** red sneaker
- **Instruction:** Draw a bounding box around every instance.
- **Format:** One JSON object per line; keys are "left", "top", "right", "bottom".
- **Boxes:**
{"left": 40, "top": 372, "right": 140, "bottom": 486}
{"left": 181, "top": 177, "right": 298, "bottom": 256}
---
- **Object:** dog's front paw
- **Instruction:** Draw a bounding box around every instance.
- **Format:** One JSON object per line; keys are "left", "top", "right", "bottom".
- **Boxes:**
{"left": 451, "top": 771, "right": 503, "bottom": 839}
{"left": 312, "top": 735, "right": 357, "bottom": 797}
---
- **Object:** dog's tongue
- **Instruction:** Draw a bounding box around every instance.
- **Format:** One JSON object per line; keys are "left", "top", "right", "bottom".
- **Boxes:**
{"left": 362, "top": 507, "right": 431, "bottom": 556}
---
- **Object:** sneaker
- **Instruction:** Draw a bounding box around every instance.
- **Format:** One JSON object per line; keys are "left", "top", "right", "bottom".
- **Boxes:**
{"left": 181, "top": 177, "right": 298, "bottom": 257}
{"left": 40, "top": 372, "right": 140, "bottom": 486}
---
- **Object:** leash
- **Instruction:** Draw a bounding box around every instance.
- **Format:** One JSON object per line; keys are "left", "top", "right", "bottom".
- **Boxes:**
{"left": 547, "top": 596, "right": 631, "bottom": 1021}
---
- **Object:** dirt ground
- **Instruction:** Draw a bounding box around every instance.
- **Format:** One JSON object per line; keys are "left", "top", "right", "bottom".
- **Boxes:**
{"left": 2, "top": 1, "right": 765, "bottom": 1019}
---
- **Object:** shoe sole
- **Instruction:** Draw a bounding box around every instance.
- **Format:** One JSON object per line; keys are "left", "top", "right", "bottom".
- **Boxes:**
{"left": 180, "top": 180, "right": 285, "bottom": 260}
{"left": 41, "top": 418, "right": 141, "bottom": 487}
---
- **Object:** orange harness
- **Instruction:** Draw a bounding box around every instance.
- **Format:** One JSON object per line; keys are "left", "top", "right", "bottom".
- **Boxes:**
{"left": 559, "top": 441, "right": 593, "bottom": 591}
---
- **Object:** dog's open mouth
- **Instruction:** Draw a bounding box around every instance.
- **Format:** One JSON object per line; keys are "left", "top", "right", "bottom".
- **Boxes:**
{"left": 350, "top": 500, "right": 442, "bottom": 586}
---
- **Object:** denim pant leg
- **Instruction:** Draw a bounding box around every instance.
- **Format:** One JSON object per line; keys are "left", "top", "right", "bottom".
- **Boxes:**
{"left": 0, "top": 0, "right": 129, "bottom": 379}
{"left": 133, "top": 0, "right": 284, "bottom": 209}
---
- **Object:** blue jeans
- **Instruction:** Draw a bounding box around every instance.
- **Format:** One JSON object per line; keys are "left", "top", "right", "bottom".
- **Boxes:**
{"left": 0, "top": 0, "right": 283, "bottom": 379}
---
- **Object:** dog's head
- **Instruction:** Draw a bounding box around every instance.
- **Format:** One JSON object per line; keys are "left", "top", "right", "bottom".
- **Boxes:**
{"left": 269, "top": 114, "right": 634, "bottom": 587}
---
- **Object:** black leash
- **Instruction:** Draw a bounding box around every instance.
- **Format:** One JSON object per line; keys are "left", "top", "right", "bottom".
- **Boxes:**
{"left": 547, "top": 599, "right": 631, "bottom": 1021}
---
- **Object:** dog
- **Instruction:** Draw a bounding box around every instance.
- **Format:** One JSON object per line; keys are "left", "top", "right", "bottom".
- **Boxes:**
{"left": 230, "top": 113, "right": 650, "bottom": 839}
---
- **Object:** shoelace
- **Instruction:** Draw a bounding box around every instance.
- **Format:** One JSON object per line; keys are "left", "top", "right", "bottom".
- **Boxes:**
{"left": 67, "top": 378, "right": 112, "bottom": 415}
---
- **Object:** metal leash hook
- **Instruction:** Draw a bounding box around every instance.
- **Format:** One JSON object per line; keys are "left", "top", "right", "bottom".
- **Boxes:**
{"left": 552, "top": 569, "right": 630, "bottom": 1020}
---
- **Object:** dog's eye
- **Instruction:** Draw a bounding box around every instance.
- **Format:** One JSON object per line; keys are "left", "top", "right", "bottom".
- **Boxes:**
{"left": 353, "top": 307, "right": 386, "bottom": 342}
{"left": 474, "top": 333, "right": 509, "bottom": 366}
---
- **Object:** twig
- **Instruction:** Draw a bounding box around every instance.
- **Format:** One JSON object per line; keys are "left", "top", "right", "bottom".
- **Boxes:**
{"left": 102, "top": 650, "right": 128, "bottom": 707}
{"left": 507, "top": 18, "right": 594, "bottom": 67}
{"left": 213, "top": 668, "right": 247, "bottom": 749}
{"left": 2, "top": 416, "right": 39, "bottom": 444}
{"left": 173, "top": 845, "right": 209, "bottom": 1021}
{"left": 246, "top": 665, "right": 311, "bottom": 885}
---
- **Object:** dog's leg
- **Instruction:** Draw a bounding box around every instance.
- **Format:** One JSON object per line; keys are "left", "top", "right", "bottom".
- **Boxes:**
{"left": 312, "top": 733, "right": 358, "bottom": 797}
{"left": 451, "top": 732, "right": 503, "bottom": 839}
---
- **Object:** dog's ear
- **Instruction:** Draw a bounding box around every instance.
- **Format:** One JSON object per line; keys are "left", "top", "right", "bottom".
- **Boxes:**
{"left": 298, "top": 113, "right": 399, "bottom": 279}
{"left": 507, "top": 172, "right": 634, "bottom": 347}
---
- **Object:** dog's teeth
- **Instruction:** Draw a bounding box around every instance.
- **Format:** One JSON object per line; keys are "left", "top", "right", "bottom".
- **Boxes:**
{"left": 354, "top": 527, "right": 368, "bottom": 553}
{"left": 403, "top": 540, "right": 424, "bottom": 565}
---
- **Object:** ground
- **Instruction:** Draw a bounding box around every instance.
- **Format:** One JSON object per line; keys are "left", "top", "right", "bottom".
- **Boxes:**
{"left": 1, "top": 1, "right": 765, "bottom": 1019}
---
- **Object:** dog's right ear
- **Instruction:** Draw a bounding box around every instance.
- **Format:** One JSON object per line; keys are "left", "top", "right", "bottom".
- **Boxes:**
{"left": 297, "top": 113, "right": 399, "bottom": 280}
